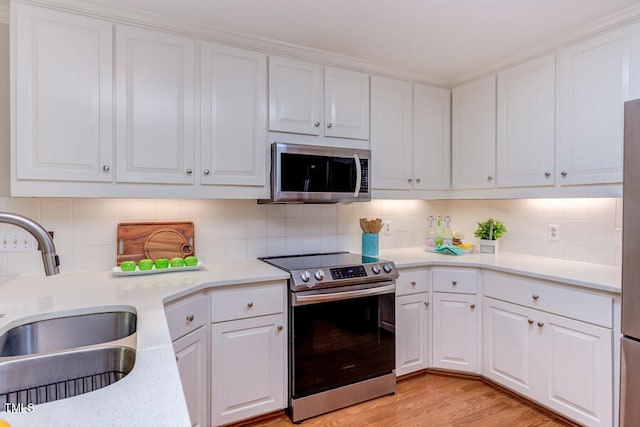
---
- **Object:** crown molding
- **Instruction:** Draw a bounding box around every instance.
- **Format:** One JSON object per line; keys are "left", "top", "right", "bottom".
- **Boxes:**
{"left": 0, "top": 6, "right": 9, "bottom": 24}
{"left": 16, "top": 0, "right": 640, "bottom": 88}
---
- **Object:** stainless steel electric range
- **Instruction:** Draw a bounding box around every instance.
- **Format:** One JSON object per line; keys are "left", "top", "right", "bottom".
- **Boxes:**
{"left": 259, "top": 251, "right": 398, "bottom": 423}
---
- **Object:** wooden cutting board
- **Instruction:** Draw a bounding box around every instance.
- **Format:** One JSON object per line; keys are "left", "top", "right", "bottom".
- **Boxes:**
{"left": 116, "top": 222, "right": 195, "bottom": 265}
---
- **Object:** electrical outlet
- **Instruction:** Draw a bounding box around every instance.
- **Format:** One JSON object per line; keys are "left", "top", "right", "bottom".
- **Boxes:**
{"left": 547, "top": 224, "right": 560, "bottom": 240}
{"left": 383, "top": 221, "right": 392, "bottom": 236}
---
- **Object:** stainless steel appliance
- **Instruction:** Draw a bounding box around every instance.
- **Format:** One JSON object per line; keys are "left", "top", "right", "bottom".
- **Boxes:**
{"left": 260, "top": 142, "right": 371, "bottom": 203}
{"left": 622, "top": 98, "right": 640, "bottom": 425}
{"left": 259, "top": 252, "right": 397, "bottom": 423}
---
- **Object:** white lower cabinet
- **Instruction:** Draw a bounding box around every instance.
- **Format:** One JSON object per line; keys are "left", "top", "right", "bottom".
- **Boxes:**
{"left": 396, "top": 293, "right": 430, "bottom": 376}
{"left": 211, "top": 314, "right": 286, "bottom": 426}
{"left": 173, "top": 327, "right": 209, "bottom": 427}
{"left": 483, "top": 297, "right": 613, "bottom": 426}
{"left": 432, "top": 292, "right": 479, "bottom": 373}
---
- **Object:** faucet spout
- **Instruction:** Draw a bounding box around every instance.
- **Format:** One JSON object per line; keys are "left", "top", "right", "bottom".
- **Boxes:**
{"left": 0, "top": 212, "right": 60, "bottom": 276}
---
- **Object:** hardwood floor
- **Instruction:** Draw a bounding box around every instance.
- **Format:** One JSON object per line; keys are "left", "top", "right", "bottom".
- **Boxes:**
{"left": 239, "top": 372, "right": 574, "bottom": 427}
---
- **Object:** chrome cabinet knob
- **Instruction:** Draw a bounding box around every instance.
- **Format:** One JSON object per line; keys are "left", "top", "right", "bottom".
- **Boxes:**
{"left": 451, "top": 280, "right": 457, "bottom": 286}
{"left": 415, "top": 178, "right": 421, "bottom": 183}
{"left": 203, "top": 169, "right": 210, "bottom": 176}
{"left": 410, "top": 281, "right": 416, "bottom": 287}
{"left": 532, "top": 294, "right": 539, "bottom": 300}
{"left": 424, "top": 301, "right": 430, "bottom": 307}
{"left": 537, "top": 321, "right": 545, "bottom": 328}
{"left": 470, "top": 304, "right": 476, "bottom": 309}
{"left": 314, "top": 121, "right": 320, "bottom": 127}
{"left": 561, "top": 171, "right": 568, "bottom": 177}
{"left": 487, "top": 176, "right": 493, "bottom": 181}
{"left": 186, "top": 314, "right": 194, "bottom": 322}
{"left": 408, "top": 178, "right": 413, "bottom": 183}
{"left": 544, "top": 171, "right": 551, "bottom": 177}
{"left": 102, "top": 165, "right": 110, "bottom": 172}
{"left": 327, "top": 123, "right": 333, "bottom": 128}
{"left": 528, "top": 319, "right": 534, "bottom": 325}
{"left": 186, "top": 169, "right": 193, "bottom": 175}
{"left": 247, "top": 302, "right": 254, "bottom": 308}
{"left": 277, "top": 325, "right": 283, "bottom": 331}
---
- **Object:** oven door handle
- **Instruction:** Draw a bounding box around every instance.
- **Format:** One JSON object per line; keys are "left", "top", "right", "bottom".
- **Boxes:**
{"left": 292, "top": 283, "right": 395, "bottom": 306}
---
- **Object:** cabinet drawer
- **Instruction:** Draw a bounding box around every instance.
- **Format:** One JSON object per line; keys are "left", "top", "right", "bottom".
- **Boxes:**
{"left": 211, "top": 281, "right": 284, "bottom": 323}
{"left": 484, "top": 272, "right": 613, "bottom": 328}
{"left": 432, "top": 268, "right": 478, "bottom": 294}
{"left": 165, "top": 293, "right": 208, "bottom": 340}
{"left": 396, "top": 268, "right": 429, "bottom": 296}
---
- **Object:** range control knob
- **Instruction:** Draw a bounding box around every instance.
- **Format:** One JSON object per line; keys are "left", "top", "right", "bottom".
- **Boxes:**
{"left": 372, "top": 264, "right": 381, "bottom": 274}
{"left": 314, "top": 269, "right": 325, "bottom": 281}
{"left": 300, "top": 271, "right": 311, "bottom": 282}
{"left": 383, "top": 263, "right": 393, "bottom": 273}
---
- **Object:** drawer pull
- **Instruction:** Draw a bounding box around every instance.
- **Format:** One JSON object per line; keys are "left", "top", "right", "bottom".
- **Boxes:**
{"left": 247, "top": 302, "right": 254, "bottom": 308}
{"left": 528, "top": 319, "right": 534, "bottom": 325}
{"left": 537, "top": 321, "right": 545, "bottom": 328}
{"left": 532, "top": 294, "right": 540, "bottom": 301}
{"left": 410, "top": 281, "right": 416, "bottom": 287}
{"left": 451, "top": 280, "right": 458, "bottom": 286}
{"left": 186, "top": 314, "right": 194, "bottom": 322}
{"left": 277, "top": 325, "right": 283, "bottom": 331}
{"left": 470, "top": 303, "right": 476, "bottom": 309}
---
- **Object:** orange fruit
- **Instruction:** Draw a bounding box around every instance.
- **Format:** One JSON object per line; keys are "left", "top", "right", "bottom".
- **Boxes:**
{"left": 0, "top": 419, "right": 11, "bottom": 427}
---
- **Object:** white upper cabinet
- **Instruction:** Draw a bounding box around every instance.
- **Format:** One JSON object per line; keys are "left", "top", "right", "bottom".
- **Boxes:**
{"left": 413, "top": 84, "right": 451, "bottom": 190}
{"left": 115, "top": 24, "right": 195, "bottom": 184}
{"left": 558, "top": 23, "right": 640, "bottom": 185}
{"left": 14, "top": 4, "right": 114, "bottom": 182}
{"left": 497, "top": 54, "right": 556, "bottom": 187}
{"left": 452, "top": 75, "right": 497, "bottom": 189}
{"left": 200, "top": 43, "right": 266, "bottom": 186}
{"left": 268, "top": 56, "right": 369, "bottom": 140}
{"left": 370, "top": 76, "right": 413, "bottom": 189}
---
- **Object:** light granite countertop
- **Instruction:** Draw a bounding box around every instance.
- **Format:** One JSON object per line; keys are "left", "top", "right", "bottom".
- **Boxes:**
{"left": 0, "top": 250, "right": 621, "bottom": 426}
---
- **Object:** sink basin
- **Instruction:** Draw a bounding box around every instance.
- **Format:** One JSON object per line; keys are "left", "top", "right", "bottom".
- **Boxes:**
{"left": 0, "top": 310, "right": 137, "bottom": 357}
{"left": 0, "top": 345, "right": 135, "bottom": 409}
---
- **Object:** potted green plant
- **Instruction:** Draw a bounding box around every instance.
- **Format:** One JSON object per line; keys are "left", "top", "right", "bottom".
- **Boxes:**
{"left": 474, "top": 218, "right": 507, "bottom": 254}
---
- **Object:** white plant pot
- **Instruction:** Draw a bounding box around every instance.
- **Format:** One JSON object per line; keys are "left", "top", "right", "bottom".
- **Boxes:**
{"left": 479, "top": 239, "right": 499, "bottom": 254}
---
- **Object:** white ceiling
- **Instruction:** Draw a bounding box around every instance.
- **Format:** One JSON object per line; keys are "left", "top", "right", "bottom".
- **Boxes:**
{"left": 8, "top": 0, "right": 640, "bottom": 85}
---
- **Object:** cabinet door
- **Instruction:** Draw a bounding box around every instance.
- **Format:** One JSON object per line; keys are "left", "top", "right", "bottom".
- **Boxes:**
{"left": 558, "top": 23, "right": 640, "bottom": 185}
{"left": 396, "top": 293, "right": 429, "bottom": 376}
{"left": 211, "top": 314, "right": 286, "bottom": 426}
{"left": 542, "top": 313, "right": 612, "bottom": 427}
{"left": 268, "top": 56, "right": 322, "bottom": 135}
{"left": 15, "top": 4, "right": 113, "bottom": 182}
{"left": 173, "top": 327, "right": 209, "bottom": 427}
{"left": 413, "top": 84, "right": 451, "bottom": 190}
{"left": 115, "top": 24, "right": 195, "bottom": 184}
{"left": 200, "top": 43, "right": 266, "bottom": 186}
{"left": 370, "top": 76, "right": 413, "bottom": 190}
{"left": 324, "top": 67, "right": 369, "bottom": 140}
{"left": 497, "top": 54, "right": 555, "bottom": 187}
{"left": 432, "top": 292, "right": 478, "bottom": 373}
{"left": 452, "top": 75, "right": 496, "bottom": 189}
{"left": 483, "top": 297, "right": 542, "bottom": 397}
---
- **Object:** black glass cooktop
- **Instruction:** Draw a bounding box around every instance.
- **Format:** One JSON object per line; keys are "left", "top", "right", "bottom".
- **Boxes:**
{"left": 260, "top": 251, "right": 381, "bottom": 272}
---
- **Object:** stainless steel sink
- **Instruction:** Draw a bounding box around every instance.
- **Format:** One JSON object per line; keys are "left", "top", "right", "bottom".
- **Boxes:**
{"left": 0, "top": 310, "right": 137, "bottom": 357}
{"left": 0, "top": 345, "right": 136, "bottom": 408}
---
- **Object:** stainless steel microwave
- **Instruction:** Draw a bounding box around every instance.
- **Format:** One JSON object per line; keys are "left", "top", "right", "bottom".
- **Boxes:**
{"left": 261, "top": 142, "right": 371, "bottom": 203}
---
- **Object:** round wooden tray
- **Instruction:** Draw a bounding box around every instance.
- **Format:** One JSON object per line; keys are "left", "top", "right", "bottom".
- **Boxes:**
{"left": 144, "top": 229, "right": 194, "bottom": 260}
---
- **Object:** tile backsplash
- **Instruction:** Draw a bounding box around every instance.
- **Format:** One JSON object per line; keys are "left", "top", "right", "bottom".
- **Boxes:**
{"left": 0, "top": 197, "right": 622, "bottom": 277}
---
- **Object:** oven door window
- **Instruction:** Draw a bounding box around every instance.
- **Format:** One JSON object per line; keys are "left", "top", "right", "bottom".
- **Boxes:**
{"left": 280, "top": 153, "right": 357, "bottom": 193}
{"left": 291, "top": 293, "right": 395, "bottom": 398}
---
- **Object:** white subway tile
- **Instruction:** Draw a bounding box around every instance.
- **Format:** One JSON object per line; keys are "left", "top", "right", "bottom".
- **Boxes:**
{"left": 156, "top": 199, "right": 181, "bottom": 220}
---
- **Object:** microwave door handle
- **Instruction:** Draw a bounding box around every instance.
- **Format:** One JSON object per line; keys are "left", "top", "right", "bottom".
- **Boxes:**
{"left": 354, "top": 154, "right": 362, "bottom": 198}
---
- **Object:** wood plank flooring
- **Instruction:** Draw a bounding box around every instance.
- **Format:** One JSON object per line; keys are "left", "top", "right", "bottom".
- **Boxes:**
{"left": 239, "top": 372, "right": 574, "bottom": 427}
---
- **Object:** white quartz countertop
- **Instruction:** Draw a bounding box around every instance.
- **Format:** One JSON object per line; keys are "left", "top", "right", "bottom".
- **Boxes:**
{"left": 380, "top": 247, "right": 621, "bottom": 294}
{"left": 0, "top": 250, "right": 621, "bottom": 426}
